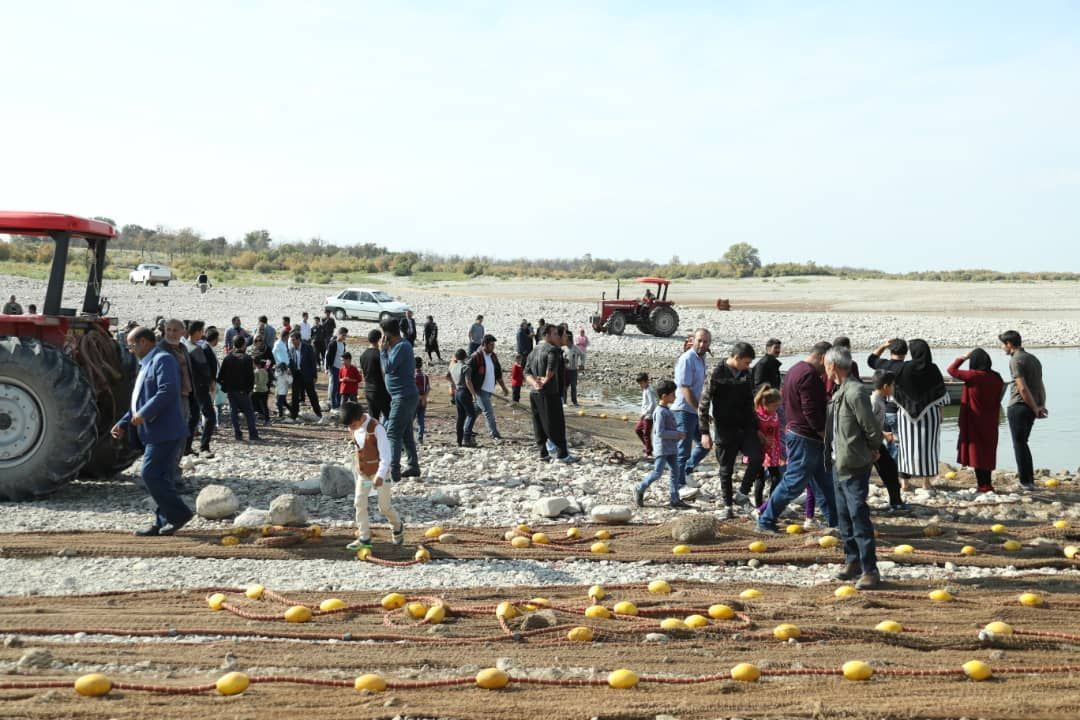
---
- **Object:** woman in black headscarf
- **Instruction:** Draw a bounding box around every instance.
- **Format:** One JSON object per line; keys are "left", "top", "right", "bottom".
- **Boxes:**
{"left": 893, "top": 339, "right": 950, "bottom": 490}
{"left": 947, "top": 348, "right": 1005, "bottom": 492}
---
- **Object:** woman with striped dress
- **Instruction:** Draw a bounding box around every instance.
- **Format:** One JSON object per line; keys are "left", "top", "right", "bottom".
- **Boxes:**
{"left": 893, "top": 339, "right": 950, "bottom": 491}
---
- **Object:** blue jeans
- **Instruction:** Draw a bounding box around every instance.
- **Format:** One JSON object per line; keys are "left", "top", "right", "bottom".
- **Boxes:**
{"left": 675, "top": 410, "right": 708, "bottom": 478}
{"left": 141, "top": 437, "right": 193, "bottom": 528}
{"left": 637, "top": 453, "right": 683, "bottom": 505}
{"left": 835, "top": 470, "right": 877, "bottom": 574}
{"left": 476, "top": 389, "right": 500, "bottom": 437}
{"left": 385, "top": 393, "right": 419, "bottom": 481}
{"left": 328, "top": 366, "right": 341, "bottom": 410}
{"left": 416, "top": 404, "right": 427, "bottom": 441}
{"left": 758, "top": 432, "right": 837, "bottom": 529}
{"left": 455, "top": 387, "right": 478, "bottom": 444}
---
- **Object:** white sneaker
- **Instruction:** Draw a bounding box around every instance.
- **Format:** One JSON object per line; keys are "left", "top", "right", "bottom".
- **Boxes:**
{"left": 683, "top": 476, "right": 701, "bottom": 489}
{"left": 678, "top": 486, "right": 700, "bottom": 501}
{"left": 802, "top": 517, "right": 817, "bottom": 530}
{"left": 721, "top": 505, "right": 736, "bottom": 520}
{"left": 316, "top": 415, "right": 330, "bottom": 425}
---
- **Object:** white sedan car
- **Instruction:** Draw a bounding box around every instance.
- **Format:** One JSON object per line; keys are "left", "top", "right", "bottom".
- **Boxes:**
{"left": 324, "top": 288, "right": 410, "bottom": 322}
{"left": 128, "top": 263, "right": 174, "bottom": 286}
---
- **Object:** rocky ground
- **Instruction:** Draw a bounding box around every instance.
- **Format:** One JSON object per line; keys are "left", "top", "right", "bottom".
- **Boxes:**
{"left": 2, "top": 273, "right": 1079, "bottom": 718}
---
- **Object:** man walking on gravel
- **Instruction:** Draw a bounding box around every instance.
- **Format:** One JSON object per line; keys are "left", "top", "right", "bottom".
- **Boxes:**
{"left": 757, "top": 342, "right": 838, "bottom": 533}
{"left": 1000, "top": 330, "right": 1047, "bottom": 490}
{"left": 675, "top": 329, "right": 711, "bottom": 484}
{"left": 525, "top": 323, "right": 577, "bottom": 463}
{"left": 111, "top": 326, "right": 194, "bottom": 536}
{"left": 288, "top": 331, "right": 325, "bottom": 422}
{"left": 380, "top": 318, "right": 422, "bottom": 480}
{"left": 218, "top": 335, "right": 262, "bottom": 442}
{"left": 187, "top": 321, "right": 217, "bottom": 456}
{"left": 468, "top": 315, "right": 485, "bottom": 355}
{"left": 468, "top": 333, "right": 509, "bottom": 439}
{"left": 824, "top": 346, "right": 882, "bottom": 589}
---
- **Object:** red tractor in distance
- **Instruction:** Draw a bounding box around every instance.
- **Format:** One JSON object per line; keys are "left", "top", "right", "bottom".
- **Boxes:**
{"left": 0, "top": 212, "right": 140, "bottom": 500}
{"left": 590, "top": 276, "right": 680, "bottom": 338}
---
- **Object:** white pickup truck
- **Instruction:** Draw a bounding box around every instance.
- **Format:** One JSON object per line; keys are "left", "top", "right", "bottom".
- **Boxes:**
{"left": 128, "top": 263, "right": 174, "bottom": 286}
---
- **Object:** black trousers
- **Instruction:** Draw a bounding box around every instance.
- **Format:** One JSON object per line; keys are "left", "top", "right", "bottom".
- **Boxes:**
{"left": 716, "top": 430, "right": 763, "bottom": 507}
{"left": 529, "top": 391, "right": 568, "bottom": 458}
{"left": 193, "top": 386, "right": 216, "bottom": 452}
{"left": 873, "top": 447, "right": 903, "bottom": 506}
{"left": 290, "top": 373, "right": 323, "bottom": 418}
{"left": 365, "top": 389, "right": 391, "bottom": 424}
{"left": 1007, "top": 404, "right": 1036, "bottom": 485}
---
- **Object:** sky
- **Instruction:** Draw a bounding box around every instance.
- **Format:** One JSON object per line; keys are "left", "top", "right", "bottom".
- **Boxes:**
{"left": 1, "top": 1, "right": 1078, "bottom": 272}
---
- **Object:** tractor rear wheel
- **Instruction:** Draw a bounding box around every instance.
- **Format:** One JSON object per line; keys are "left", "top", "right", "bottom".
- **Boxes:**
{"left": 0, "top": 338, "right": 98, "bottom": 500}
{"left": 648, "top": 306, "right": 679, "bottom": 337}
{"left": 607, "top": 312, "right": 626, "bottom": 336}
{"left": 80, "top": 336, "right": 141, "bottom": 479}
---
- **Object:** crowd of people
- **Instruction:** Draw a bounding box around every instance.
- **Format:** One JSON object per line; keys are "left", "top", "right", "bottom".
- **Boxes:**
{"left": 631, "top": 329, "right": 1048, "bottom": 590}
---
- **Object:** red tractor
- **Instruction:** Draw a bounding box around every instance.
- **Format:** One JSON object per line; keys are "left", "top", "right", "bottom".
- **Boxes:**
{"left": 0, "top": 212, "right": 140, "bottom": 500}
{"left": 590, "top": 276, "right": 680, "bottom": 338}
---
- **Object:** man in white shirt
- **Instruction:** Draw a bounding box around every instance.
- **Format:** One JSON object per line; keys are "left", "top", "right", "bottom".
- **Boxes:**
{"left": 299, "top": 312, "right": 313, "bottom": 343}
{"left": 471, "top": 334, "right": 509, "bottom": 439}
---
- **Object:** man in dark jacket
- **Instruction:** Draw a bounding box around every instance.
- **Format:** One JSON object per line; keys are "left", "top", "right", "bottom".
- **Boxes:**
{"left": 757, "top": 341, "right": 837, "bottom": 533}
{"left": 399, "top": 310, "right": 418, "bottom": 346}
{"left": 468, "top": 334, "right": 510, "bottom": 439}
{"left": 287, "top": 332, "right": 323, "bottom": 422}
{"left": 187, "top": 321, "right": 217, "bottom": 455}
{"left": 752, "top": 338, "right": 783, "bottom": 392}
{"left": 516, "top": 320, "right": 534, "bottom": 356}
{"left": 698, "top": 342, "right": 762, "bottom": 519}
{"left": 217, "top": 336, "right": 261, "bottom": 441}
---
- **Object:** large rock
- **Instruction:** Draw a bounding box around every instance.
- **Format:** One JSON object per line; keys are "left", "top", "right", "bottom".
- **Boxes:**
{"left": 17, "top": 648, "right": 52, "bottom": 670}
{"left": 233, "top": 507, "right": 269, "bottom": 528}
{"left": 292, "top": 478, "right": 323, "bottom": 496}
{"left": 590, "top": 504, "right": 633, "bottom": 524}
{"left": 532, "top": 497, "right": 571, "bottom": 518}
{"left": 519, "top": 610, "right": 558, "bottom": 631}
{"left": 320, "top": 463, "right": 354, "bottom": 498}
{"left": 268, "top": 494, "right": 308, "bottom": 526}
{"left": 669, "top": 515, "right": 716, "bottom": 543}
{"left": 195, "top": 485, "right": 240, "bottom": 520}
{"left": 429, "top": 490, "right": 460, "bottom": 507}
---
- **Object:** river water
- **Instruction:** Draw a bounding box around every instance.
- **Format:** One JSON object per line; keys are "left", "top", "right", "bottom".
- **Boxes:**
{"left": 581, "top": 347, "right": 1078, "bottom": 472}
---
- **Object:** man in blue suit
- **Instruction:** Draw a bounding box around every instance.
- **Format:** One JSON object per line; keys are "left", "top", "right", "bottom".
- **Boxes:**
{"left": 288, "top": 331, "right": 325, "bottom": 421}
{"left": 111, "top": 326, "right": 194, "bottom": 536}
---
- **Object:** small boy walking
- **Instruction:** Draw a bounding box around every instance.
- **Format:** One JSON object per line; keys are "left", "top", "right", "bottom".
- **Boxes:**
{"left": 510, "top": 353, "right": 525, "bottom": 403}
{"left": 633, "top": 380, "right": 688, "bottom": 509}
{"left": 338, "top": 352, "right": 362, "bottom": 404}
{"left": 274, "top": 362, "right": 292, "bottom": 419}
{"left": 634, "top": 372, "right": 658, "bottom": 457}
{"left": 342, "top": 400, "right": 404, "bottom": 551}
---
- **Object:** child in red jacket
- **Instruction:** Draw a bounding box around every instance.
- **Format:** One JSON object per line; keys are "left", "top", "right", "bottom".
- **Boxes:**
{"left": 338, "top": 352, "right": 362, "bottom": 403}
{"left": 510, "top": 353, "right": 525, "bottom": 402}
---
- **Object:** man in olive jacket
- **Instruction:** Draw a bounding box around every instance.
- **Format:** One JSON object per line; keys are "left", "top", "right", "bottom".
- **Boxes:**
{"left": 824, "top": 346, "right": 883, "bottom": 590}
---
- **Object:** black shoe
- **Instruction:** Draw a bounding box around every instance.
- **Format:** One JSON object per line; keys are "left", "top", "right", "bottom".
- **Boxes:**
{"left": 234, "top": 434, "right": 243, "bottom": 441}
{"left": 753, "top": 524, "right": 781, "bottom": 535}
{"left": 669, "top": 500, "right": 695, "bottom": 509}
{"left": 401, "top": 467, "right": 421, "bottom": 478}
{"left": 834, "top": 561, "right": 861, "bottom": 581}
{"left": 1019, "top": 482, "right": 1036, "bottom": 492}
{"left": 491, "top": 433, "right": 504, "bottom": 440}
{"left": 159, "top": 516, "right": 192, "bottom": 536}
{"left": 538, "top": 455, "right": 551, "bottom": 463}
{"left": 134, "top": 525, "right": 161, "bottom": 537}
{"left": 633, "top": 488, "right": 644, "bottom": 508}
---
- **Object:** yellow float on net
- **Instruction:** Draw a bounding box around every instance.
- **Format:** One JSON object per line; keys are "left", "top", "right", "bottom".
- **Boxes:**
{"left": 990, "top": 523, "right": 1006, "bottom": 534}
{"left": 566, "top": 527, "right": 581, "bottom": 539}
{"left": 590, "top": 541, "right": 610, "bottom": 554}
{"left": 893, "top": 544, "right": 915, "bottom": 555}
{"left": 773, "top": 623, "right": 801, "bottom": 640}
{"left": 1018, "top": 592, "right": 1043, "bottom": 607}
{"left": 1053, "top": 519, "right": 1068, "bottom": 530}
{"left": 730, "top": 663, "right": 760, "bottom": 682}
{"left": 381, "top": 593, "right": 407, "bottom": 610}
{"left": 963, "top": 660, "right": 992, "bottom": 681}
{"left": 284, "top": 605, "right": 313, "bottom": 623}
{"left": 424, "top": 526, "right": 444, "bottom": 539}
{"left": 818, "top": 535, "right": 840, "bottom": 549}
{"left": 960, "top": 545, "right": 977, "bottom": 556}
{"left": 983, "top": 621, "right": 1013, "bottom": 636}
{"left": 516, "top": 523, "right": 532, "bottom": 534}
{"left": 74, "top": 673, "right": 112, "bottom": 697}
{"left": 923, "top": 525, "right": 942, "bottom": 538}
{"left": 875, "top": 620, "right": 903, "bottom": 633}
{"left": 786, "top": 523, "right": 804, "bottom": 535}
{"left": 708, "top": 604, "right": 735, "bottom": 620}
{"left": 567, "top": 626, "right": 594, "bottom": 642}
{"left": 748, "top": 540, "right": 767, "bottom": 553}
{"left": 531, "top": 532, "right": 551, "bottom": 545}
{"left": 842, "top": 661, "right": 873, "bottom": 681}
{"left": 1003, "top": 540, "right": 1022, "bottom": 552}
{"left": 475, "top": 668, "right": 509, "bottom": 690}
{"left": 424, "top": 604, "right": 446, "bottom": 624}
{"left": 221, "top": 535, "right": 240, "bottom": 546}
{"left": 594, "top": 529, "right": 612, "bottom": 540}
{"left": 739, "top": 588, "right": 763, "bottom": 600}
{"left": 607, "top": 668, "right": 638, "bottom": 689}
{"left": 354, "top": 673, "right": 387, "bottom": 692}
{"left": 414, "top": 547, "right": 431, "bottom": 562}
{"left": 511, "top": 536, "right": 531, "bottom": 549}
{"left": 216, "top": 671, "right": 251, "bottom": 696}
{"left": 928, "top": 589, "right": 953, "bottom": 603}
{"left": 647, "top": 579, "right": 672, "bottom": 594}
{"left": 585, "top": 605, "right": 611, "bottom": 619}
{"left": 613, "top": 601, "right": 638, "bottom": 616}
{"left": 834, "top": 585, "right": 858, "bottom": 599}
{"left": 319, "top": 598, "right": 346, "bottom": 612}
{"left": 1065, "top": 545, "right": 1079, "bottom": 559}
{"left": 588, "top": 584, "right": 606, "bottom": 601}
{"left": 1044, "top": 478, "right": 1060, "bottom": 488}
{"left": 659, "top": 618, "right": 687, "bottom": 631}
{"left": 244, "top": 584, "right": 265, "bottom": 600}
{"left": 207, "top": 593, "right": 227, "bottom": 611}
{"left": 407, "top": 602, "right": 429, "bottom": 619}
{"left": 684, "top": 614, "right": 709, "bottom": 629}
{"left": 672, "top": 544, "right": 692, "bottom": 555}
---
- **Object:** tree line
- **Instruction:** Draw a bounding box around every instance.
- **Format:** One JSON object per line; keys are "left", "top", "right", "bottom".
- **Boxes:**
{"left": 1, "top": 221, "right": 1078, "bottom": 284}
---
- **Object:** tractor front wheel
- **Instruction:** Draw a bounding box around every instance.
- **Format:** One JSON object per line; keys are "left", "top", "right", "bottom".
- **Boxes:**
{"left": 607, "top": 312, "right": 626, "bottom": 336}
{"left": 0, "top": 338, "right": 98, "bottom": 500}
